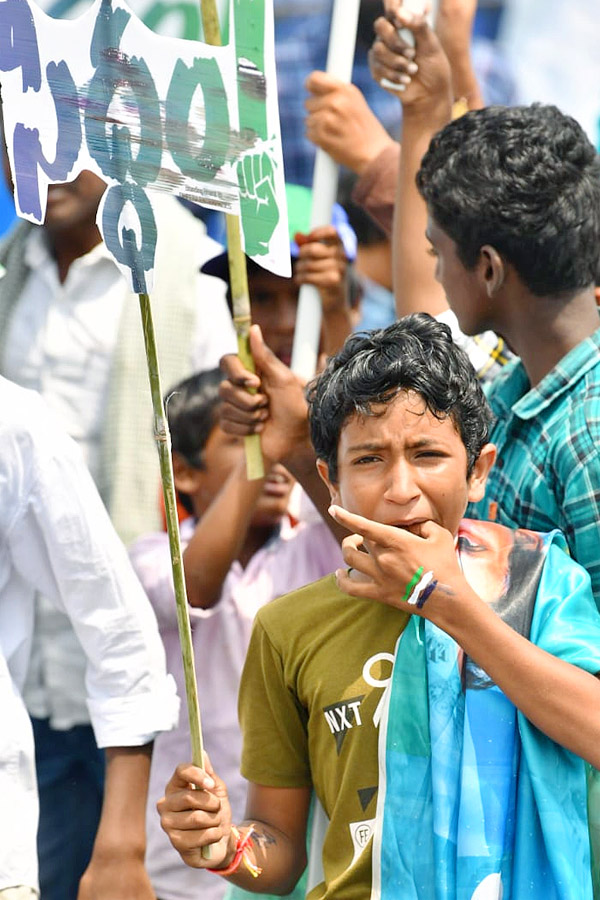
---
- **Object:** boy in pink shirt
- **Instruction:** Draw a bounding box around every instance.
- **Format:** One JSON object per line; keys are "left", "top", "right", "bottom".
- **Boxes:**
{"left": 129, "top": 368, "right": 342, "bottom": 900}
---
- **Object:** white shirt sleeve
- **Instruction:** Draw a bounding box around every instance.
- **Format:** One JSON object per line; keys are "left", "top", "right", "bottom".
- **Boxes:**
{"left": 4, "top": 389, "right": 179, "bottom": 748}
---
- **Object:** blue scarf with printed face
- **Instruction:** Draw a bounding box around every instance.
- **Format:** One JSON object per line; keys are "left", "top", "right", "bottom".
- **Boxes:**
{"left": 373, "top": 520, "right": 596, "bottom": 900}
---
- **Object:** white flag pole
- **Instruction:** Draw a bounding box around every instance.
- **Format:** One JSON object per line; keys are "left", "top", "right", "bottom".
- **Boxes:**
{"left": 290, "top": 0, "right": 361, "bottom": 380}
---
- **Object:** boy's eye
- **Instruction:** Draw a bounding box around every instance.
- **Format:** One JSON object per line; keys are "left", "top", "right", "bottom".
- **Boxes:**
{"left": 426, "top": 246, "right": 438, "bottom": 258}
{"left": 352, "top": 454, "right": 381, "bottom": 465}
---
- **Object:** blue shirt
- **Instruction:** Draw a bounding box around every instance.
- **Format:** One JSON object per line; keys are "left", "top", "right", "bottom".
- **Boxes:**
{"left": 468, "top": 327, "right": 600, "bottom": 610}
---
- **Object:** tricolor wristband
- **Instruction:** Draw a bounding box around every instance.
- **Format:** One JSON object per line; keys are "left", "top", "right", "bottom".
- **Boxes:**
{"left": 405, "top": 569, "right": 437, "bottom": 607}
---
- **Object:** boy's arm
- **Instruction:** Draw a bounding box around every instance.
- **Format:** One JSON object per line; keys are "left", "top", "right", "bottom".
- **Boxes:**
{"left": 158, "top": 764, "right": 311, "bottom": 894}
{"left": 304, "top": 70, "right": 396, "bottom": 179}
{"left": 371, "top": 10, "right": 452, "bottom": 318}
{"left": 434, "top": 0, "right": 484, "bottom": 110}
{"left": 382, "top": 0, "right": 483, "bottom": 111}
{"left": 219, "top": 327, "right": 347, "bottom": 545}
{"left": 304, "top": 71, "right": 399, "bottom": 239}
{"left": 182, "top": 454, "right": 267, "bottom": 609}
{"left": 330, "top": 506, "right": 600, "bottom": 769}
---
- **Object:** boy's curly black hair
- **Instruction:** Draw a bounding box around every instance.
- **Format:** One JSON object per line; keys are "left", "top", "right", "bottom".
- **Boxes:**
{"left": 307, "top": 313, "right": 492, "bottom": 483}
{"left": 417, "top": 104, "right": 600, "bottom": 296}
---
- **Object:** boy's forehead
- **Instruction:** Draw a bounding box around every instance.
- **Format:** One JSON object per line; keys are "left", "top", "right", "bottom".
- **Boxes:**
{"left": 336, "top": 389, "right": 460, "bottom": 447}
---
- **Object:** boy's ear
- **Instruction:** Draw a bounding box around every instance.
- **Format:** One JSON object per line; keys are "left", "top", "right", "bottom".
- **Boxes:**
{"left": 172, "top": 451, "right": 204, "bottom": 495}
{"left": 316, "top": 458, "right": 341, "bottom": 505}
{"left": 467, "top": 442, "right": 496, "bottom": 503}
{"left": 478, "top": 245, "right": 505, "bottom": 299}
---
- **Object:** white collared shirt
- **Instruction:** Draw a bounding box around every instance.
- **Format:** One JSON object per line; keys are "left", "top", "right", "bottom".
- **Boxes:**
{"left": 1, "top": 222, "right": 235, "bottom": 727}
{"left": 0, "top": 376, "right": 179, "bottom": 892}
{"left": 2, "top": 227, "right": 235, "bottom": 479}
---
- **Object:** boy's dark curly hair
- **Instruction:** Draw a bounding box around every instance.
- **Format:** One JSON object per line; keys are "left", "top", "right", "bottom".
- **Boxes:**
{"left": 307, "top": 313, "right": 492, "bottom": 483}
{"left": 417, "top": 104, "right": 600, "bottom": 296}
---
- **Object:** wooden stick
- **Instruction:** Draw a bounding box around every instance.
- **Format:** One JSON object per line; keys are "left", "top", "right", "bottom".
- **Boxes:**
{"left": 138, "top": 291, "right": 209, "bottom": 856}
{"left": 201, "top": 0, "right": 264, "bottom": 481}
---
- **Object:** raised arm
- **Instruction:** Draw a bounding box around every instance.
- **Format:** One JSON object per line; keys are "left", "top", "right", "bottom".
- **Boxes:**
{"left": 434, "top": 0, "right": 484, "bottom": 111}
{"left": 370, "top": 10, "right": 452, "bottom": 318}
{"left": 181, "top": 452, "right": 269, "bottom": 609}
{"left": 219, "top": 327, "right": 347, "bottom": 545}
{"left": 304, "top": 70, "right": 395, "bottom": 178}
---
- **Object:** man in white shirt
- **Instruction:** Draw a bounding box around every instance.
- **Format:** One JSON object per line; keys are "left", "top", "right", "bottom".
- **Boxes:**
{"left": 0, "top": 375, "right": 180, "bottom": 898}
{"left": 0, "top": 167, "right": 236, "bottom": 898}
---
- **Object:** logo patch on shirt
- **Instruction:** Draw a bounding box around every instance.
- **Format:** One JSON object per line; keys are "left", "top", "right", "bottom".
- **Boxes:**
{"left": 322, "top": 694, "right": 365, "bottom": 754}
{"left": 349, "top": 818, "right": 375, "bottom": 865}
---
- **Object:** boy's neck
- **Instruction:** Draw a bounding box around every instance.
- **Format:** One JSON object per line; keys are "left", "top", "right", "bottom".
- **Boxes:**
{"left": 238, "top": 523, "right": 281, "bottom": 569}
{"left": 499, "top": 286, "right": 599, "bottom": 387}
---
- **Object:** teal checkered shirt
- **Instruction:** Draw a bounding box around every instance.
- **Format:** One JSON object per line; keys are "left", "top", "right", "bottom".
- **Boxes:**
{"left": 468, "top": 327, "right": 600, "bottom": 611}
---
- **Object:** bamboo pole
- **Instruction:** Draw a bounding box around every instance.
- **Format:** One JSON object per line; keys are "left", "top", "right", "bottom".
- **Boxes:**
{"left": 201, "top": 0, "right": 264, "bottom": 481}
{"left": 138, "top": 291, "right": 210, "bottom": 858}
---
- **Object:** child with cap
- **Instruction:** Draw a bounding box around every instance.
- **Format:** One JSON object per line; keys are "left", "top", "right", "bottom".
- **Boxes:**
{"left": 202, "top": 183, "right": 359, "bottom": 368}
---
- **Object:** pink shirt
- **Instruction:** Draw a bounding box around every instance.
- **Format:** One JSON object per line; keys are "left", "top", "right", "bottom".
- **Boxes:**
{"left": 129, "top": 516, "right": 343, "bottom": 900}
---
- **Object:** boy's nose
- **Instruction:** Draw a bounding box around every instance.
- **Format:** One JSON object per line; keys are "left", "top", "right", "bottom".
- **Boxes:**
{"left": 383, "top": 461, "right": 420, "bottom": 506}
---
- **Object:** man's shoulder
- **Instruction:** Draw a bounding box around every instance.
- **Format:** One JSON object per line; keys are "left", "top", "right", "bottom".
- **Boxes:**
{"left": 542, "top": 369, "right": 600, "bottom": 470}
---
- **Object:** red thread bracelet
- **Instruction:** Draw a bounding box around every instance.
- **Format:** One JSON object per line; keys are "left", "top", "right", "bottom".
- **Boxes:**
{"left": 207, "top": 824, "right": 262, "bottom": 878}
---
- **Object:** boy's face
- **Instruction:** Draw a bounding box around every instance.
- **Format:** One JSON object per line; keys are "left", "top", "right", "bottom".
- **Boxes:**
{"left": 249, "top": 269, "right": 299, "bottom": 367}
{"left": 184, "top": 423, "right": 294, "bottom": 526}
{"left": 426, "top": 216, "right": 491, "bottom": 337}
{"left": 318, "top": 390, "right": 492, "bottom": 538}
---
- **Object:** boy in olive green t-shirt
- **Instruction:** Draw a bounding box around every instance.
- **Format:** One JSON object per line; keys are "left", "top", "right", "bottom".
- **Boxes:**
{"left": 158, "top": 316, "right": 600, "bottom": 899}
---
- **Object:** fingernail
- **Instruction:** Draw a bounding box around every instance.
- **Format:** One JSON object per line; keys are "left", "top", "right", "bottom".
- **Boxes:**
{"left": 203, "top": 775, "right": 215, "bottom": 790}
{"left": 400, "top": 75, "right": 412, "bottom": 85}
{"left": 407, "top": 62, "right": 418, "bottom": 75}
{"left": 328, "top": 505, "right": 338, "bottom": 519}
{"left": 380, "top": 78, "right": 406, "bottom": 92}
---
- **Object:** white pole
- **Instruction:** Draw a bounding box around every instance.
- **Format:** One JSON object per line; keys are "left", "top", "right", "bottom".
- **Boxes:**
{"left": 290, "top": 0, "right": 361, "bottom": 380}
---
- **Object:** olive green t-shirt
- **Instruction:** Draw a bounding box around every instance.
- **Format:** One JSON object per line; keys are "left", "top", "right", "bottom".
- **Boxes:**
{"left": 239, "top": 574, "right": 409, "bottom": 899}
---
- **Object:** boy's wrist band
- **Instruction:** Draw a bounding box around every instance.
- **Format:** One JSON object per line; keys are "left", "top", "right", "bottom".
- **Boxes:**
{"left": 207, "top": 824, "right": 262, "bottom": 879}
{"left": 415, "top": 577, "right": 438, "bottom": 609}
{"left": 402, "top": 566, "right": 424, "bottom": 602}
{"left": 405, "top": 569, "right": 437, "bottom": 607}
